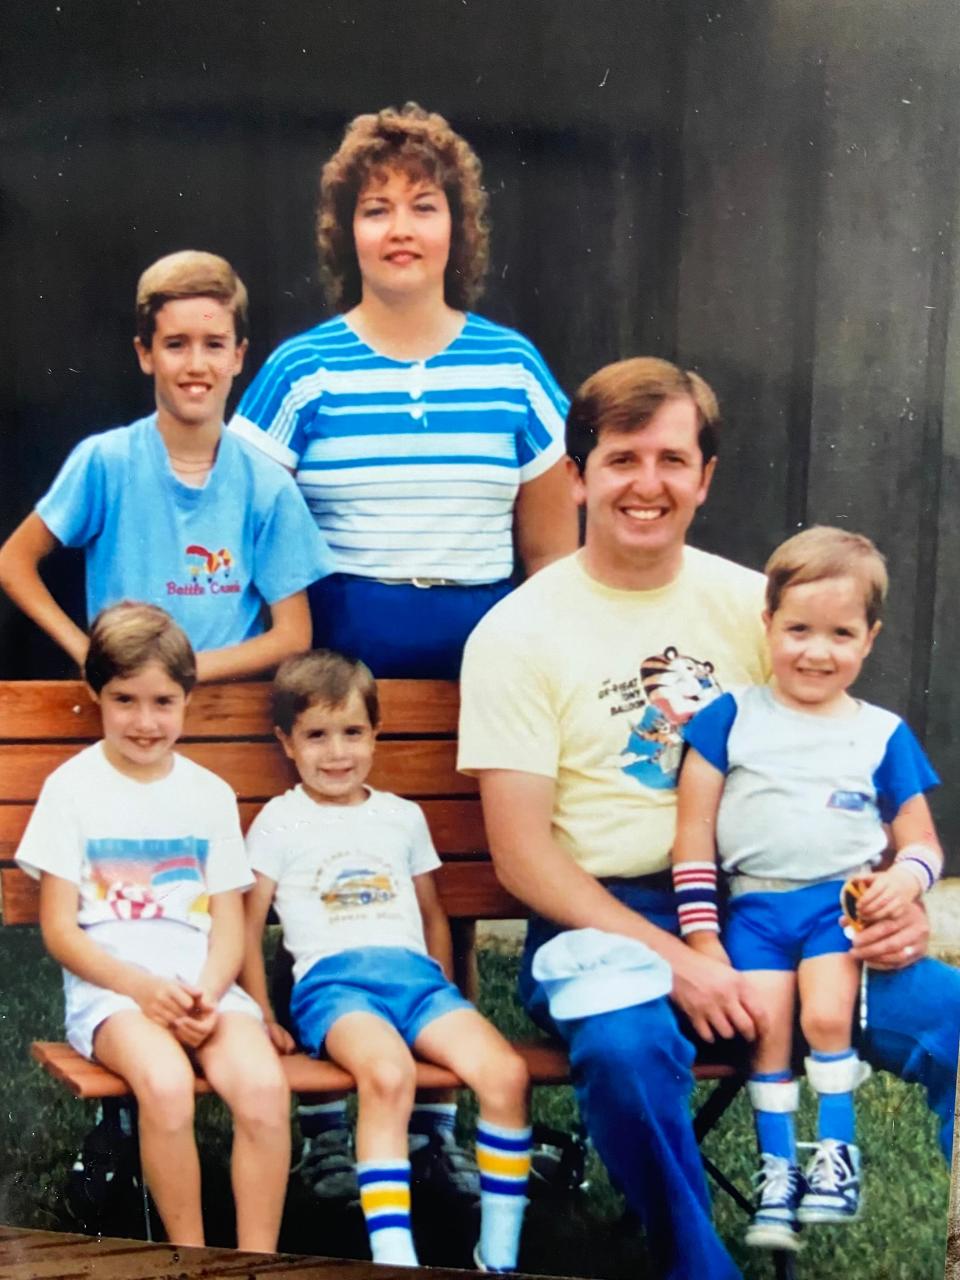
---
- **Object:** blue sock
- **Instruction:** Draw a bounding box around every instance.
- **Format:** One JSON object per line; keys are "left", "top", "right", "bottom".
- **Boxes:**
{"left": 476, "top": 1120, "right": 532, "bottom": 1270}
{"left": 298, "top": 1098, "right": 348, "bottom": 1139}
{"left": 357, "top": 1159, "right": 418, "bottom": 1265}
{"left": 811, "top": 1050, "right": 856, "bottom": 1143}
{"left": 409, "top": 1101, "right": 457, "bottom": 1141}
{"left": 749, "top": 1071, "right": 797, "bottom": 1162}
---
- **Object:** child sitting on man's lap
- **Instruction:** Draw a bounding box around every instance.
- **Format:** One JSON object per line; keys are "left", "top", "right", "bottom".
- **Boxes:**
{"left": 15, "top": 602, "right": 291, "bottom": 1250}
{"left": 242, "top": 650, "right": 531, "bottom": 1270}
{"left": 671, "top": 526, "right": 942, "bottom": 1253}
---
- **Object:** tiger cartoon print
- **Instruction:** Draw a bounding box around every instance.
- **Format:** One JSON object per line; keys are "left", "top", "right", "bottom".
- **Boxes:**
{"left": 620, "top": 646, "right": 721, "bottom": 789}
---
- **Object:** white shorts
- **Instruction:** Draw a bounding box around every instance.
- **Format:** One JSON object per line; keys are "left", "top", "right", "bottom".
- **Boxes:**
{"left": 64, "top": 917, "right": 263, "bottom": 1061}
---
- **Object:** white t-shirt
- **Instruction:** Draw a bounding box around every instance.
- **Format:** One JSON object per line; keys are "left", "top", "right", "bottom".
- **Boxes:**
{"left": 458, "top": 548, "right": 770, "bottom": 878}
{"left": 16, "top": 743, "right": 252, "bottom": 933}
{"left": 245, "top": 786, "right": 441, "bottom": 983}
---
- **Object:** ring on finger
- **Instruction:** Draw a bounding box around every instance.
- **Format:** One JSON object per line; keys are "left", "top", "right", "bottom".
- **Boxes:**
{"left": 903, "top": 944, "right": 916, "bottom": 958}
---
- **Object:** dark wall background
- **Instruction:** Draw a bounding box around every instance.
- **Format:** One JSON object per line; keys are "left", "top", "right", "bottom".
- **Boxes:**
{"left": 2, "top": 1, "right": 959, "bottom": 849}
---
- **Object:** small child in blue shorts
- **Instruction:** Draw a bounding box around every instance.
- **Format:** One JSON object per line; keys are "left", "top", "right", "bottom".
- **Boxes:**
{"left": 0, "top": 250, "right": 334, "bottom": 681}
{"left": 241, "top": 649, "right": 531, "bottom": 1270}
{"left": 15, "top": 601, "right": 291, "bottom": 1249}
{"left": 671, "top": 526, "right": 942, "bottom": 1252}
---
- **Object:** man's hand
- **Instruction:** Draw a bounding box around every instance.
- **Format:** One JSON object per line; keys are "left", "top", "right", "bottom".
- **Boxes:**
{"left": 848, "top": 898, "right": 929, "bottom": 971}
{"left": 854, "top": 866, "right": 921, "bottom": 925}
{"left": 670, "top": 945, "right": 763, "bottom": 1044}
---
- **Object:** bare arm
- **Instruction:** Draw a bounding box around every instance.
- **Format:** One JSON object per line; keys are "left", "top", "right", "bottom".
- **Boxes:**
{"left": 478, "top": 769, "right": 761, "bottom": 1042}
{"left": 671, "top": 748, "right": 731, "bottom": 962}
{"left": 414, "top": 870, "right": 454, "bottom": 981}
{"left": 197, "top": 889, "right": 245, "bottom": 1001}
{"left": 240, "top": 872, "right": 296, "bottom": 1052}
{"left": 0, "top": 513, "right": 88, "bottom": 667}
{"left": 39, "top": 872, "right": 195, "bottom": 1025}
{"left": 195, "top": 590, "right": 311, "bottom": 682}
{"left": 513, "top": 459, "right": 579, "bottom": 577}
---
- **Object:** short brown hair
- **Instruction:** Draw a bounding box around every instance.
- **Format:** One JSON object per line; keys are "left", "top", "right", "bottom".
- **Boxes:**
{"left": 272, "top": 650, "right": 380, "bottom": 735}
{"left": 764, "top": 526, "right": 888, "bottom": 628}
{"left": 85, "top": 601, "right": 197, "bottom": 694}
{"left": 566, "top": 357, "right": 720, "bottom": 474}
{"left": 135, "top": 250, "right": 249, "bottom": 346}
{"left": 317, "top": 102, "right": 489, "bottom": 312}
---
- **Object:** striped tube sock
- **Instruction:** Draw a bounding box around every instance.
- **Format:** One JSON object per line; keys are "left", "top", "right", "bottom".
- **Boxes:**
{"left": 476, "top": 1121, "right": 532, "bottom": 1271}
{"left": 811, "top": 1049, "right": 856, "bottom": 1143}
{"left": 748, "top": 1071, "right": 798, "bottom": 1162}
{"left": 357, "top": 1159, "right": 418, "bottom": 1266}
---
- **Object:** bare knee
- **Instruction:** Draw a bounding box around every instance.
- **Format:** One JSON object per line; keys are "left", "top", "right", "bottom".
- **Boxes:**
{"left": 474, "top": 1047, "right": 529, "bottom": 1116}
{"left": 228, "top": 1063, "right": 291, "bottom": 1132}
{"left": 800, "top": 1001, "right": 852, "bottom": 1050}
{"left": 134, "top": 1063, "right": 196, "bottom": 1134}
{"left": 356, "top": 1055, "right": 416, "bottom": 1110}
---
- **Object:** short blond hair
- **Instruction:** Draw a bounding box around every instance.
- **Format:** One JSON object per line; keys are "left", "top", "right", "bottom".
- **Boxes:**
{"left": 764, "top": 526, "right": 888, "bottom": 628}
{"left": 272, "top": 649, "right": 379, "bottom": 735}
{"left": 135, "top": 250, "right": 248, "bottom": 346}
{"left": 85, "top": 601, "right": 197, "bottom": 694}
{"left": 566, "top": 357, "right": 720, "bottom": 474}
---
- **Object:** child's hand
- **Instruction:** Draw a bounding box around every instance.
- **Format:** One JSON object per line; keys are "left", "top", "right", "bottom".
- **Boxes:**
{"left": 265, "top": 1019, "right": 297, "bottom": 1055}
{"left": 854, "top": 867, "right": 922, "bottom": 925}
{"left": 132, "top": 974, "right": 202, "bottom": 1027}
{"left": 173, "top": 985, "right": 218, "bottom": 1049}
{"left": 686, "top": 931, "right": 732, "bottom": 966}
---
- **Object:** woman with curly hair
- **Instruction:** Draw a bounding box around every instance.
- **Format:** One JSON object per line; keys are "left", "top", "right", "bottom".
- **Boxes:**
{"left": 231, "top": 103, "right": 577, "bottom": 677}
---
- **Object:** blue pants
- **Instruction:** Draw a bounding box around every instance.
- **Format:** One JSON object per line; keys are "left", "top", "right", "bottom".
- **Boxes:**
{"left": 309, "top": 573, "right": 512, "bottom": 678}
{"left": 518, "top": 880, "right": 959, "bottom": 1280}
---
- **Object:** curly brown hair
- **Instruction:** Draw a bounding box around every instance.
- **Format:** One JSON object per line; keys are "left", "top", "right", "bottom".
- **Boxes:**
{"left": 317, "top": 103, "right": 490, "bottom": 312}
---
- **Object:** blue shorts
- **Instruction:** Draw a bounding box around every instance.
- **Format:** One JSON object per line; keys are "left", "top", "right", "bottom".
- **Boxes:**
{"left": 289, "top": 946, "right": 473, "bottom": 1056}
{"left": 724, "top": 880, "right": 850, "bottom": 971}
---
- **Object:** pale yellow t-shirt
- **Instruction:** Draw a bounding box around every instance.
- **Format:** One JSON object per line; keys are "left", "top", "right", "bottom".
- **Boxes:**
{"left": 458, "top": 548, "right": 770, "bottom": 878}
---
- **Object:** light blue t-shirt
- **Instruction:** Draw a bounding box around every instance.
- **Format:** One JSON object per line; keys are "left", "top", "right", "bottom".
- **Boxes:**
{"left": 37, "top": 415, "right": 336, "bottom": 651}
{"left": 684, "top": 685, "right": 939, "bottom": 881}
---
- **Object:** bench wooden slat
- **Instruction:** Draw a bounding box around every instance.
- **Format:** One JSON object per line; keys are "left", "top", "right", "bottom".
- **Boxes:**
{"left": 32, "top": 1039, "right": 737, "bottom": 1102}
{"left": 0, "top": 798, "right": 487, "bottom": 861}
{"left": 0, "top": 740, "right": 476, "bottom": 803}
{"left": 0, "top": 680, "right": 460, "bottom": 740}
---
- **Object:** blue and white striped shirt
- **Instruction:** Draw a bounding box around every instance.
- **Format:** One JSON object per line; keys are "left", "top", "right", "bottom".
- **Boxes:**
{"left": 229, "top": 313, "right": 568, "bottom": 582}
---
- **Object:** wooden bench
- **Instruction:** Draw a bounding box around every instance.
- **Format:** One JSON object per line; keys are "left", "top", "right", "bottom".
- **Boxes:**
{"left": 0, "top": 679, "right": 784, "bottom": 1270}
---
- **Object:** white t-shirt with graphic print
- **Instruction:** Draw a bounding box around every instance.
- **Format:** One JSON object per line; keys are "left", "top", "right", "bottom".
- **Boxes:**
{"left": 246, "top": 786, "right": 441, "bottom": 984}
{"left": 16, "top": 742, "right": 252, "bottom": 932}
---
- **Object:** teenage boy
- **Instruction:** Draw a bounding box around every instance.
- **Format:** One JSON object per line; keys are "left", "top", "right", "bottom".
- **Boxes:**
{"left": 0, "top": 250, "right": 334, "bottom": 681}
{"left": 457, "top": 357, "right": 960, "bottom": 1280}
{"left": 242, "top": 649, "right": 531, "bottom": 1270}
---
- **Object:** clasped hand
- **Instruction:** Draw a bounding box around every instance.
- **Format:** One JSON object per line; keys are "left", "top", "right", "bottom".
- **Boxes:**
{"left": 134, "top": 973, "right": 218, "bottom": 1047}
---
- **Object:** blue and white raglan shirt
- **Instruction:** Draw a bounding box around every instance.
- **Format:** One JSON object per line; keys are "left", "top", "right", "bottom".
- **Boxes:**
{"left": 36, "top": 415, "right": 336, "bottom": 651}
{"left": 16, "top": 743, "right": 252, "bottom": 933}
{"left": 684, "top": 685, "right": 939, "bottom": 882}
{"left": 228, "top": 314, "right": 569, "bottom": 583}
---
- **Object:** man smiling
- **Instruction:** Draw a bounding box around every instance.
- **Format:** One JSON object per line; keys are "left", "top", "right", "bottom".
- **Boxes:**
{"left": 458, "top": 357, "right": 959, "bottom": 1280}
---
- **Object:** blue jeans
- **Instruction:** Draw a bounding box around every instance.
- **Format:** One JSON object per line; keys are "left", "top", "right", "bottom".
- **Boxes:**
{"left": 518, "top": 880, "right": 959, "bottom": 1280}
{"left": 309, "top": 573, "right": 512, "bottom": 678}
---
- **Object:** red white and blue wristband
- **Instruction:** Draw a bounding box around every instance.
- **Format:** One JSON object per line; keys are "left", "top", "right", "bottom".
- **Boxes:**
{"left": 672, "top": 861, "right": 720, "bottom": 935}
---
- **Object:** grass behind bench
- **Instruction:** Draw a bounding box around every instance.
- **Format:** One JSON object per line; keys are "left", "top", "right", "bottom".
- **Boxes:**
{"left": 0, "top": 928, "right": 948, "bottom": 1279}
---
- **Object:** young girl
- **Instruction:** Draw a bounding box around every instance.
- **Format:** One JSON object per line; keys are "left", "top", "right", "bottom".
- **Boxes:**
{"left": 671, "top": 527, "right": 942, "bottom": 1252}
{"left": 16, "top": 601, "right": 291, "bottom": 1249}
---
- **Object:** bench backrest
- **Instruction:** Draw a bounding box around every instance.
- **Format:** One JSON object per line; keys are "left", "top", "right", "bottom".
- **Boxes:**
{"left": 0, "top": 680, "right": 525, "bottom": 928}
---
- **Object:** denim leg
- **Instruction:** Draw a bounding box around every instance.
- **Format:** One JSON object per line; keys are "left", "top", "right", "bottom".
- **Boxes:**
{"left": 861, "top": 958, "right": 960, "bottom": 1160}
{"left": 558, "top": 1000, "right": 741, "bottom": 1280}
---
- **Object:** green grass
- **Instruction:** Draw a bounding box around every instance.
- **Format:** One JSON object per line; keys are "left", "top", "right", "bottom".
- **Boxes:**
{"left": 0, "top": 930, "right": 949, "bottom": 1278}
